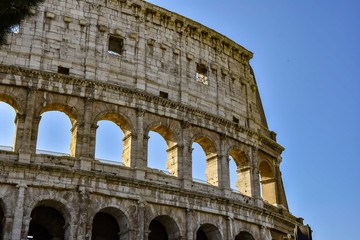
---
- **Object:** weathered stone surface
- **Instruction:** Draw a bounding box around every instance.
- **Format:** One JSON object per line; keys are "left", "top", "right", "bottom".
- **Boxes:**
{"left": 0, "top": 0, "right": 308, "bottom": 239}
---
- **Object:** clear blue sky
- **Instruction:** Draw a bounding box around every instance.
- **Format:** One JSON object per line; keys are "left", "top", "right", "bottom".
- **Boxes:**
{"left": 143, "top": 0, "right": 360, "bottom": 239}
{"left": 0, "top": 0, "right": 359, "bottom": 239}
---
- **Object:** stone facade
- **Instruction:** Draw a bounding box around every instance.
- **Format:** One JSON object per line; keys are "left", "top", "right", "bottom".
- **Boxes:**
{"left": 0, "top": 0, "right": 306, "bottom": 239}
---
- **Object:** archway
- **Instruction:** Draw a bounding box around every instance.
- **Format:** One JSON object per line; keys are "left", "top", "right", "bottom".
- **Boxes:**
{"left": 0, "top": 101, "right": 16, "bottom": 150}
{"left": 91, "top": 207, "right": 130, "bottom": 240}
{"left": 259, "top": 160, "right": 277, "bottom": 204}
{"left": 147, "top": 125, "right": 179, "bottom": 176}
{"left": 92, "top": 212, "right": 120, "bottom": 240}
{"left": 235, "top": 231, "right": 255, "bottom": 240}
{"left": 27, "top": 206, "right": 66, "bottom": 240}
{"left": 196, "top": 224, "right": 222, "bottom": 240}
{"left": 95, "top": 120, "right": 124, "bottom": 164}
{"left": 37, "top": 103, "right": 77, "bottom": 157}
{"left": 192, "top": 136, "right": 219, "bottom": 186}
{"left": 95, "top": 112, "right": 132, "bottom": 167}
{"left": 229, "top": 148, "right": 251, "bottom": 196}
{"left": 148, "top": 215, "right": 180, "bottom": 240}
{"left": 36, "top": 110, "right": 73, "bottom": 156}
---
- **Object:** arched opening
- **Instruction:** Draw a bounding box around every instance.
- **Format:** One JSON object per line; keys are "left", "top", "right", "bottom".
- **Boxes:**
{"left": 92, "top": 212, "right": 120, "bottom": 240}
{"left": 229, "top": 149, "right": 251, "bottom": 196}
{"left": 95, "top": 121, "right": 124, "bottom": 164}
{"left": 0, "top": 101, "right": 16, "bottom": 151}
{"left": 148, "top": 215, "right": 180, "bottom": 240}
{"left": 147, "top": 125, "right": 178, "bottom": 176}
{"left": 192, "top": 136, "right": 219, "bottom": 186}
{"left": 196, "top": 224, "right": 222, "bottom": 240}
{"left": 0, "top": 204, "right": 4, "bottom": 240}
{"left": 37, "top": 111, "right": 72, "bottom": 156}
{"left": 235, "top": 231, "right": 255, "bottom": 240}
{"left": 92, "top": 207, "right": 130, "bottom": 240}
{"left": 95, "top": 113, "right": 132, "bottom": 167}
{"left": 149, "top": 220, "right": 168, "bottom": 240}
{"left": 28, "top": 206, "right": 66, "bottom": 240}
{"left": 229, "top": 156, "right": 238, "bottom": 191}
{"left": 192, "top": 142, "right": 207, "bottom": 183}
{"left": 259, "top": 160, "right": 277, "bottom": 204}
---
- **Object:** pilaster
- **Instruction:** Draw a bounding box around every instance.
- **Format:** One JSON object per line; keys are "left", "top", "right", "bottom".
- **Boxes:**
{"left": 11, "top": 183, "right": 26, "bottom": 240}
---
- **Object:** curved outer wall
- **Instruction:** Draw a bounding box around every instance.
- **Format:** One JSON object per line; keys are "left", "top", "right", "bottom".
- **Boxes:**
{"left": 0, "top": 0, "right": 304, "bottom": 239}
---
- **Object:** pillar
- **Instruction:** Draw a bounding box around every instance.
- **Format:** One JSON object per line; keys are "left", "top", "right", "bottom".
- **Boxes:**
{"left": 137, "top": 201, "right": 145, "bottom": 240}
{"left": 250, "top": 146, "right": 262, "bottom": 206}
{"left": 11, "top": 183, "right": 26, "bottom": 240}
{"left": 219, "top": 134, "right": 230, "bottom": 191}
{"left": 134, "top": 108, "right": 146, "bottom": 180}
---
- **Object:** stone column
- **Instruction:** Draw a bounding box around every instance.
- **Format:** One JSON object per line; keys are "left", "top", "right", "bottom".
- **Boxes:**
{"left": 17, "top": 89, "right": 37, "bottom": 162}
{"left": 134, "top": 108, "right": 146, "bottom": 180}
{"left": 79, "top": 98, "right": 93, "bottom": 159}
{"left": 13, "top": 113, "right": 25, "bottom": 153}
{"left": 166, "top": 144, "right": 181, "bottom": 177}
{"left": 236, "top": 166, "right": 252, "bottom": 197}
{"left": 11, "top": 183, "right": 26, "bottom": 240}
{"left": 181, "top": 121, "right": 193, "bottom": 189}
{"left": 250, "top": 146, "right": 262, "bottom": 207}
{"left": 137, "top": 201, "right": 145, "bottom": 240}
{"left": 219, "top": 134, "right": 231, "bottom": 195}
{"left": 186, "top": 208, "right": 194, "bottom": 240}
{"left": 206, "top": 154, "right": 219, "bottom": 186}
{"left": 76, "top": 186, "right": 91, "bottom": 240}
{"left": 79, "top": 99, "right": 95, "bottom": 171}
{"left": 274, "top": 157, "right": 288, "bottom": 209}
{"left": 227, "top": 216, "right": 234, "bottom": 240}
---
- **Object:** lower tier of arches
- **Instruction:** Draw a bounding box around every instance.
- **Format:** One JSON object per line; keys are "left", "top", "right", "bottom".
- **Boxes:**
{"left": 0, "top": 166, "right": 299, "bottom": 240}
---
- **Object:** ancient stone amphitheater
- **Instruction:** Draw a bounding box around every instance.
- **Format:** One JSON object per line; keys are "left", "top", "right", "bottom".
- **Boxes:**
{"left": 0, "top": 0, "right": 308, "bottom": 239}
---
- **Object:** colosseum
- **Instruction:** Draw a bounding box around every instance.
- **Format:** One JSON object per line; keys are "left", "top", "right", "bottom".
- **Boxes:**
{"left": 0, "top": 0, "right": 311, "bottom": 239}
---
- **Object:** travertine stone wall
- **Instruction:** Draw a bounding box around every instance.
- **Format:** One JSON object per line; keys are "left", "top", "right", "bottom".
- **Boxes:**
{"left": 0, "top": 0, "right": 304, "bottom": 239}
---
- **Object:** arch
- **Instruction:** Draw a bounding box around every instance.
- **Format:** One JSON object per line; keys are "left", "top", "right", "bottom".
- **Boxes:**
{"left": 28, "top": 206, "right": 66, "bottom": 240}
{"left": 26, "top": 199, "right": 72, "bottom": 240}
{"left": 91, "top": 207, "right": 130, "bottom": 240}
{"left": 229, "top": 148, "right": 249, "bottom": 168}
{"left": 95, "top": 112, "right": 132, "bottom": 136}
{"left": 0, "top": 93, "right": 20, "bottom": 113}
{"left": 93, "top": 111, "right": 133, "bottom": 166}
{"left": 36, "top": 110, "right": 73, "bottom": 156}
{"left": 229, "top": 148, "right": 251, "bottom": 196}
{"left": 235, "top": 231, "right": 255, "bottom": 240}
{"left": 196, "top": 223, "right": 222, "bottom": 240}
{"left": 192, "top": 135, "right": 217, "bottom": 157}
{"left": 259, "top": 159, "right": 277, "bottom": 204}
{"left": 148, "top": 124, "right": 178, "bottom": 148}
{"left": 36, "top": 103, "right": 78, "bottom": 156}
{"left": 148, "top": 215, "right": 181, "bottom": 240}
{"left": 0, "top": 101, "right": 17, "bottom": 150}
{"left": 39, "top": 103, "right": 77, "bottom": 125}
{"left": 192, "top": 135, "right": 219, "bottom": 186}
{"left": 147, "top": 124, "right": 179, "bottom": 176}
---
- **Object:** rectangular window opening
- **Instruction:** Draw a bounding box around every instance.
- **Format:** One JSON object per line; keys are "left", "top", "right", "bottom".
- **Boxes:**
{"left": 108, "top": 36, "right": 124, "bottom": 56}
{"left": 58, "top": 66, "right": 70, "bottom": 75}
{"left": 196, "top": 64, "right": 208, "bottom": 85}
{"left": 159, "top": 91, "right": 169, "bottom": 99}
{"left": 233, "top": 116, "right": 239, "bottom": 124}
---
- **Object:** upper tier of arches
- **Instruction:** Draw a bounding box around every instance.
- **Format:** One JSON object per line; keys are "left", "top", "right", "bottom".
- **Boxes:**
{"left": 0, "top": 86, "right": 288, "bottom": 209}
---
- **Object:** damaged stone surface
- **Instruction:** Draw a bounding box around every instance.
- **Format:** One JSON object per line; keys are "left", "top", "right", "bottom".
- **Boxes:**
{"left": 0, "top": 0, "right": 308, "bottom": 239}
